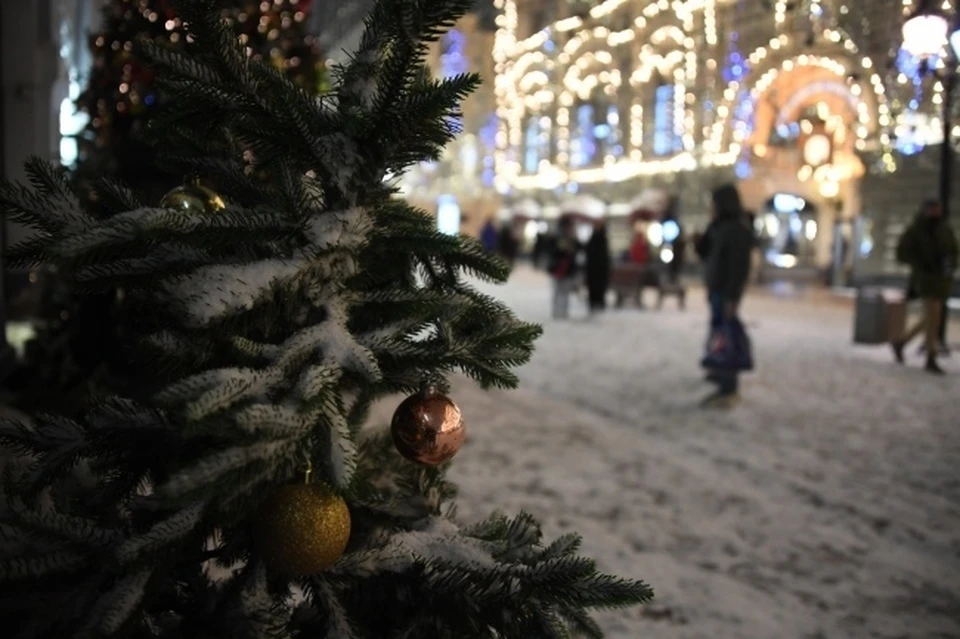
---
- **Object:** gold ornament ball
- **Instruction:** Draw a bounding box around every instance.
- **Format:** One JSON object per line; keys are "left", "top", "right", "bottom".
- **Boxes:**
{"left": 252, "top": 482, "right": 351, "bottom": 576}
{"left": 159, "top": 180, "right": 226, "bottom": 214}
{"left": 391, "top": 388, "right": 466, "bottom": 465}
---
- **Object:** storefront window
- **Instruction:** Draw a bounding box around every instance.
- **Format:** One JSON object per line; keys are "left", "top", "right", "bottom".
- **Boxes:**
{"left": 653, "top": 84, "right": 682, "bottom": 156}
{"left": 596, "top": 104, "right": 623, "bottom": 159}
{"left": 524, "top": 116, "right": 540, "bottom": 173}
{"left": 570, "top": 103, "right": 598, "bottom": 168}
{"left": 522, "top": 114, "right": 552, "bottom": 174}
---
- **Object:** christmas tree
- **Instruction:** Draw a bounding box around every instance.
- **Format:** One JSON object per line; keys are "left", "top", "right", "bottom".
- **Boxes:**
{"left": 73, "top": 0, "right": 327, "bottom": 202}
{"left": 4, "top": 0, "right": 328, "bottom": 417}
{"left": 0, "top": 1, "right": 652, "bottom": 637}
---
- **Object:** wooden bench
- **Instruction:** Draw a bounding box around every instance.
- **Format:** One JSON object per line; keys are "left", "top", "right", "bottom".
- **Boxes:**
{"left": 611, "top": 263, "right": 686, "bottom": 310}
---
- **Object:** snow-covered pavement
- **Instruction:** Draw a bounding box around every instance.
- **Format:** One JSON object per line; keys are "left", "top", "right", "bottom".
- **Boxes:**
{"left": 372, "top": 266, "right": 959, "bottom": 639}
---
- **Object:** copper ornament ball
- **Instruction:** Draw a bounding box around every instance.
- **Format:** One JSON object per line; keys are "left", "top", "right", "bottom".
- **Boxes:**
{"left": 391, "top": 389, "right": 466, "bottom": 465}
{"left": 252, "top": 482, "right": 351, "bottom": 576}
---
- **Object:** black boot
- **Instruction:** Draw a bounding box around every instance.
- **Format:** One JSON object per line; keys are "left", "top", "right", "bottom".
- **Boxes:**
{"left": 891, "top": 340, "right": 905, "bottom": 364}
{"left": 925, "top": 356, "right": 946, "bottom": 375}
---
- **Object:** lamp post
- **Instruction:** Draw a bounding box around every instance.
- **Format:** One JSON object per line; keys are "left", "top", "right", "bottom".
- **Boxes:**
{"left": 902, "top": 0, "right": 960, "bottom": 347}
{"left": 902, "top": 0, "right": 960, "bottom": 217}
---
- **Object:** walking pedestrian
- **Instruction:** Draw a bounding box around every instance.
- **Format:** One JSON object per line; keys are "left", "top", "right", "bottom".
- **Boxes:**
{"left": 585, "top": 219, "right": 612, "bottom": 313}
{"left": 700, "top": 183, "right": 755, "bottom": 408}
{"left": 480, "top": 219, "right": 499, "bottom": 253}
{"left": 891, "top": 199, "right": 958, "bottom": 374}
{"left": 628, "top": 225, "right": 651, "bottom": 265}
{"left": 548, "top": 217, "right": 581, "bottom": 320}
{"left": 498, "top": 222, "right": 519, "bottom": 267}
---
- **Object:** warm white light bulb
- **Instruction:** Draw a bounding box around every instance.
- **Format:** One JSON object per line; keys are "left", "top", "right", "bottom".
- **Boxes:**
{"left": 902, "top": 13, "right": 948, "bottom": 59}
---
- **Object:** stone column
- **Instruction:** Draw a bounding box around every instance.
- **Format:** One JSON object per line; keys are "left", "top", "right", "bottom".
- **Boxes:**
{"left": 2, "top": 0, "right": 60, "bottom": 239}
{"left": 1, "top": 0, "right": 58, "bottom": 377}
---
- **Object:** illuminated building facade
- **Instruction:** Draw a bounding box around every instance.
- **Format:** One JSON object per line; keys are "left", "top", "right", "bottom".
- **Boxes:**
{"left": 492, "top": 0, "right": 960, "bottom": 281}
{"left": 398, "top": 9, "right": 502, "bottom": 239}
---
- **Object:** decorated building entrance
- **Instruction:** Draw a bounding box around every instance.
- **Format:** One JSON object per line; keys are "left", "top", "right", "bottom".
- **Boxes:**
{"left": 715, "top": 53, "right": 876, "bottom": 278}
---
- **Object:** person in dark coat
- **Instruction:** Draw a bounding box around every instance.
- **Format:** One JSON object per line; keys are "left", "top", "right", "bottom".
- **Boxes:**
{"left": 480, "top": 220, "right": 499, "bottom": 253}
{"left": 891, "top": 199, "right": 958, "bottom": 374}
{"left": 585, "top": 219, "right": 612, "bottom": 313}
{"left": 701, "top": 183, "right": 755, "bottom": 408}
{"left": 547, "top": 217, "right": 581, "bottom": 319}
{"left": 498, "top": 222, "right": 519, "bottom": 266}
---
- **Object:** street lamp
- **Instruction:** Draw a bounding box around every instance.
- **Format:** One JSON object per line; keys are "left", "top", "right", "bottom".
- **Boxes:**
{"left": 902, "top": 0, "right": 960, "bottom": 217}
{"left": 902, "top": 2, "right": 950, "bottom": 60}
{"left": 902, "top": 0, "right": 960, "bottom": 347}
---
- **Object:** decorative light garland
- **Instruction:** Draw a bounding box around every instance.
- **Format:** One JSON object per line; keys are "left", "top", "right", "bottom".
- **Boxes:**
{"left": 493, "top": 0, "right": 896, "bottom": 192}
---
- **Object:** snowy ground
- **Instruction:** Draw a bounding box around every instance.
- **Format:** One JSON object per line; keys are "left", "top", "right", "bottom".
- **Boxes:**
{"left": 373, "top": 266, "right": 959, "bottom": 639}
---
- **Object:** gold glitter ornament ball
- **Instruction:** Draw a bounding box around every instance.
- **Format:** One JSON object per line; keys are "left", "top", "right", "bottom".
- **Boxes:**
{"left": 252, "top": 482, "right": 351, "bottom": 576}
{"left": 159, "top": 178, "right": 226, "bottom": 214}
{"left": 391, "top": 387, "right": 466, "bottom": 465}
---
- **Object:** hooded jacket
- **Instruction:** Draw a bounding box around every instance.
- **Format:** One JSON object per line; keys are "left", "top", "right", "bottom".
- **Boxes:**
{"left": 896, "top": 213, "right": 958, "bottom": 299}
{"left": 702, "top": 184, "right": 754, "bottom": 304}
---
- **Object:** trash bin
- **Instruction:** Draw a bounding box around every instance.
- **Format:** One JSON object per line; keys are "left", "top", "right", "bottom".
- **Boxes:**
{"left": 853, "top": 287, "right": 899, "bottom": 344}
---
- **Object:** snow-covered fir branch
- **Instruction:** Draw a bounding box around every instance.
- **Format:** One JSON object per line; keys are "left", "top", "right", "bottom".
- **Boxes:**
{"left": 0, "top": 0, "right": 651, "bottom": 636}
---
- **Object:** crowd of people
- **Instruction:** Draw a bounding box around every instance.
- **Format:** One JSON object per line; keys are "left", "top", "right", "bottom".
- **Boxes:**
{"left": 476, "top": 184, "right": 958, "bottom": 408}
{"left": 526, "top": 184, "right": 756, "bottom": 409}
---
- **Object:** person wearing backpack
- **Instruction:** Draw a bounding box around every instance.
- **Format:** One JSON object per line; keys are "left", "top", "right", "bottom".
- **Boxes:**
{"left": 891, "top": 199, "right": 958, "bottom": 374}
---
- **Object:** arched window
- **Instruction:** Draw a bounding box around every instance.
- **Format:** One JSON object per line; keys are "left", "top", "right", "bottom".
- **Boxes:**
{"left": 569, "top": 97, "right": 623, "bottom": 168}
{"left": 569, "top": 102, "right": 597, "bottom": 168}
{"left": 598, "top": 104, "right": 624, "bottom": 158}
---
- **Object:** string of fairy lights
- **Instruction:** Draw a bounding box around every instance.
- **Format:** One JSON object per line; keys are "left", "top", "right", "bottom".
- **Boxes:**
{"left": 77, "top": 0, "right": 322, "bottom": 168}
{"left": 492, "top": 0, "right": 949, "bottom": 195}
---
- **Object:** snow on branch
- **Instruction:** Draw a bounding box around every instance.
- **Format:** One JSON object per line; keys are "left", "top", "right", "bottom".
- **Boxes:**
{"left": 158, "top": 441, "right": 295, "bottom": 499}
{"left": 241, "top": 563, "right": 294, "bottom": 635}
{"left": 233, "top": 402, "right": 317, "bottom": 438}
{"left": 6, "top": 498, "right": 122, "bottom": 549}
{"left": 276, "top": 302, "right": 381, "bottom": 382}
{"left": 162, "top": 258, "right": 308, "bottom": 327}
{"left": 320, "top": 398, "right": 356, "bottom": 489}
{"left": 156, "top": 368, "right": 273, "bottom": 406}
{"left": 302, "top": 207, "right": 370, "bottom": 251}
{"left": 87, "top": 568, "right": 153, "bottom": 636}
{"left": 390, "top": 517, "right": 498, "bottom": 570}
{"left": 114, "top": 502, "right": 205, "bottom": 564}
{"left": 311, "top": 576, "right": 360, "bottom": 639}
{"left": 184, "top": 372, "right": 283, "bottom": 422}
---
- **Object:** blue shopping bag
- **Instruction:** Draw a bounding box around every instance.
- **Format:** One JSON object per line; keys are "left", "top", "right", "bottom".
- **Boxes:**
{"left": 701, "top": 317, "right": 754, "bottom": 372}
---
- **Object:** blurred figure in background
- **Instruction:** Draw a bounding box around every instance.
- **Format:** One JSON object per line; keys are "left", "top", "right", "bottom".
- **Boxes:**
{"left": 701, "top": 183, "right": 755, "bottom": 408}
{"left": 480, "top": 219, "right": 499, "bottom": 253}
{"left": 629, "top": 223, "right": 651, "bottom": 265}
{"left": 891, "top": 199, "right": 958, "bottom": 374}
{"left": 532, "top": 231, "right": 550, "bottom": 270}
{"left": 498, "top": 222, "right": 519, "bottom": 267}
{"left": 745, "top": 211, "right": 763, "bottom": 286}
{"left": 585, "top": 219, "right": 612, "bottom": 313}
{"left": 664, "top": 197, "right": 686, "bottom": 287}
{"left": 548, "top": 217, "right": 581, "bottom": 320}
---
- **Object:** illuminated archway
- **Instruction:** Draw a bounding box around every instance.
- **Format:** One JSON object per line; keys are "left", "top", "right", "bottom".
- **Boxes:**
{"left": 516, "top": 66, "right": 556, "bottom": 176}
{"left": 629, "top": 25, "right": 696, "bottom": 161}
{"left": 707, "top": 32, "right": 892, "bottom": 169}
{"left": 559, "top": 41, "right": 623, "bottom": 170}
